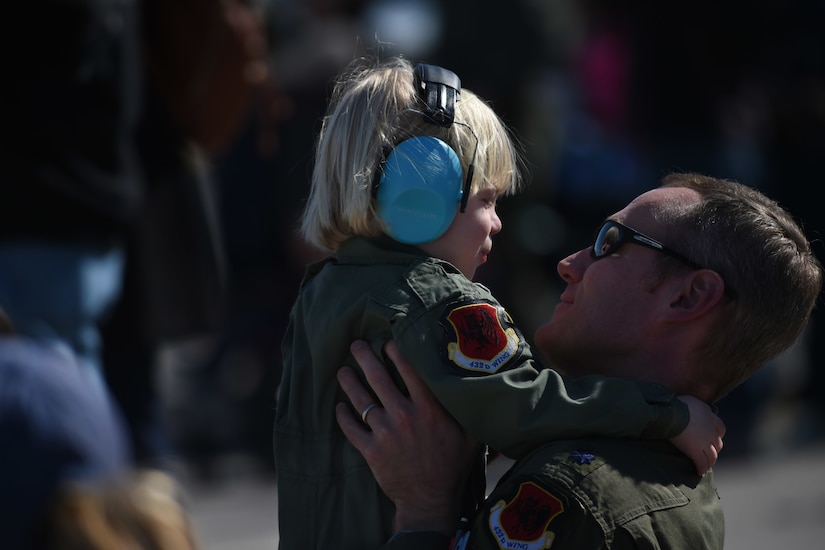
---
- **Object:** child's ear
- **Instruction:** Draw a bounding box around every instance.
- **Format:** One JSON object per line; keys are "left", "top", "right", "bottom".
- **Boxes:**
{"left": 666, "top": 270, "right": 726, "bottom": 320}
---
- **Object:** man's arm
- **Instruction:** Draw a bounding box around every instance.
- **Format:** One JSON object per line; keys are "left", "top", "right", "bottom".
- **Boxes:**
{"left": 336, "top": 340, "right": 478, "bottom": 539}
{"left": 336, "top": 340, "right": 725, "bottom": 550}
{"left": 335, "top": 340, "right": 607, "bottom": 550}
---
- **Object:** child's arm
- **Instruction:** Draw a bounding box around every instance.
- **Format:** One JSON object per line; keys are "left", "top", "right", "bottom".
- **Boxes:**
{"left": 392, "top": 315, "right": 690, "bottom": 458}
{"left": 388, "top": 269, "right": 717, "bottom": 470}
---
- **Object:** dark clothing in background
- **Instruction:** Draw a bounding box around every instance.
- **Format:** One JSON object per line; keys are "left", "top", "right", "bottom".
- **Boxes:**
{"left": 2, "top": 0, "right": 143, "bottom": 244}
{"left": 1, "top": 0, "right": 227, "bottom": 466}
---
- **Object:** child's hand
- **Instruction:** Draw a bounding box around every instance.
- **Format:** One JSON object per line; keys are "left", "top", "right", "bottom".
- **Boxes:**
{"left": 669, "top": 395, "right": 726, "bottom": 475}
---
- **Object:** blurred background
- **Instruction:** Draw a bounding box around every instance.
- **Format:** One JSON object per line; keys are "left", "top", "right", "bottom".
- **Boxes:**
{"left": 9, "top": 0, "right": 823, "bottom": 547}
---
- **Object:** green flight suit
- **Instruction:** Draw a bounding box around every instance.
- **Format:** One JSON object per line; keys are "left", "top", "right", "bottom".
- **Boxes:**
{"left": 275, "top": 237, "right": 690, "bottom": 550}
{"left": 383, "top": 438, "right": 724, "bottom": 550}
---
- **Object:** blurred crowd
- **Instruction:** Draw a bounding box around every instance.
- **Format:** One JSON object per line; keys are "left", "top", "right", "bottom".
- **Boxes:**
{"left": 2, "top": 0, "right": 824, "bottom": 544}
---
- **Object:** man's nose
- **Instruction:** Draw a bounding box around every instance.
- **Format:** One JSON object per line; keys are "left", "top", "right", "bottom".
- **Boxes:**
{"left": 557, "top": 247, "right": 591, "bottom": 283}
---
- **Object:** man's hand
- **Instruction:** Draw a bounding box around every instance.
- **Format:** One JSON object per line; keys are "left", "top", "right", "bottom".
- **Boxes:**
{"left": 670, "top": 395, "right": 726, "bottom": 475}
{"left": 336, "top": 340, "right": 481, "bottom": 535}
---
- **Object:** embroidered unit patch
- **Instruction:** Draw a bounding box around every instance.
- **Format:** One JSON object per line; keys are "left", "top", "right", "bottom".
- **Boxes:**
{"left": 488, "top": 481, "right": 564, "bottom": 549}
{"left": 444, "top": 302, "right": 522, "bottom": 374}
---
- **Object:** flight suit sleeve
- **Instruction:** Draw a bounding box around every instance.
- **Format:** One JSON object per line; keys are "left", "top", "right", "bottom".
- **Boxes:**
{"left": 390, "top": 269, "right": 689, "bottom": 459}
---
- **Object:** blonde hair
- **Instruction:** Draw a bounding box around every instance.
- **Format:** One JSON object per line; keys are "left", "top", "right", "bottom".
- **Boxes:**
{"left": 301, "top": 55, "right": 524, "bottom": 252}
{"left": 34, "top": 470, "right": 198, "bottom": 550}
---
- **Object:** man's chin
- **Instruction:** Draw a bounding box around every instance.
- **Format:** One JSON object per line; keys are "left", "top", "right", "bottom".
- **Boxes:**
{"left": 533, "top": 322, "right": 561, "bottom": 358}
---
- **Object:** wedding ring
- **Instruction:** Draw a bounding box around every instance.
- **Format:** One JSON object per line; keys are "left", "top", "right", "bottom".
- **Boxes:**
{"left": 360, "top": 402, "right": 378, "bottom": 423}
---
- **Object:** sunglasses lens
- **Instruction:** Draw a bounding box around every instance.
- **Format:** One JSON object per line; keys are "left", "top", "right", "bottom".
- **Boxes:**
{"left": 594, "top": 223, "right": 621, "bottom": 258}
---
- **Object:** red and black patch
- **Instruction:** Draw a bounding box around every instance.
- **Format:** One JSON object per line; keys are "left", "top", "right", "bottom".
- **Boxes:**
{"left": 487, "top": 481, "right": 565, "bottom": 549}
{"left": 441, "top": 300, "right": 524, "bottom": 375}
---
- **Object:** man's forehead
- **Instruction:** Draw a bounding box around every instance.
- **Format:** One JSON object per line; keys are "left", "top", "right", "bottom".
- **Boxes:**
{"left": 615, "top": 187, "right": 701, "bottom": 223}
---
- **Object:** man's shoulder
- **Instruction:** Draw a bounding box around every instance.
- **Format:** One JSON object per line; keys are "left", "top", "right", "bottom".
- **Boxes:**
{"left": 493, "top": 438, "right": 722, "bottom": 537}
{"left": 474, "top": 439, "right": 723, "bottom": 549}
{"left": 514, "top": 438, "right": 703, "bottom": 494}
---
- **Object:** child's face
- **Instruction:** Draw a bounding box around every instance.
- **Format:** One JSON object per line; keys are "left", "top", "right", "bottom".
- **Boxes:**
{"left": 418, "top": 186, "right": 502, "bottom": 279}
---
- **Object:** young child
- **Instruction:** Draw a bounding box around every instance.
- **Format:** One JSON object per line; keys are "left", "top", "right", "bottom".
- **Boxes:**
{"left": 275, "top": 55, "right": 719, "bottom": 550}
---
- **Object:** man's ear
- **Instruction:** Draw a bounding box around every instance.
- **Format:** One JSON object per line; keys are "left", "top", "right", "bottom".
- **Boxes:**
{"left": 666, "top": 270, "right": 726, "bottom": 320}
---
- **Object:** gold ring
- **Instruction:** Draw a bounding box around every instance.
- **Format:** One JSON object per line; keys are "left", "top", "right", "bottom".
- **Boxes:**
{"left": 360, "top": 402, "right": 378, "bottom": 423}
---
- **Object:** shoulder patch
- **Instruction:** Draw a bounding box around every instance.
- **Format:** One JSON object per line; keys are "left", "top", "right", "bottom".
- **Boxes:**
{"left": 488, "top": 481, "right": 564, "bottom": 549}
{"left": 441, "top": 301, "right": 524, "bottom": 375}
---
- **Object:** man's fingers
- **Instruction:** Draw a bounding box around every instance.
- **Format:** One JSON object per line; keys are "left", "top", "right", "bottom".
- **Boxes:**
{"left": 351, "top": 340, "right": 398, "bottom": 401}
{"left": 384, "top": 340, "right": 432, "bottom": 403}
{"left": 337, "top": 365, "right": 376, "bottom": 412}
{"left": 336, "top": 402, "right": 370, "bottom": 451}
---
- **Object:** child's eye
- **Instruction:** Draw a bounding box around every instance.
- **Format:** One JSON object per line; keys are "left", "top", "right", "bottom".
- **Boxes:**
{"left": 479, "top": 190, "right": 498, "bottom": 206}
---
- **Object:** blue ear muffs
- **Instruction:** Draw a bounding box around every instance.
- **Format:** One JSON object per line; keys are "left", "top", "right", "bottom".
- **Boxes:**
{"left": 376, "top": 135, "right": 463, "bottom": 244}
{"left": 374, "top": 63, "right": 475, "bottom": 245}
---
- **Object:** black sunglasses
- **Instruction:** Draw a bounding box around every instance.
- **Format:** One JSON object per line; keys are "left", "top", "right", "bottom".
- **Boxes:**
{"left": 591, "top": 220, "right": 703, "bottom": 269}
{"left": 590, "top": 220, "right": 736, "bottom": 299}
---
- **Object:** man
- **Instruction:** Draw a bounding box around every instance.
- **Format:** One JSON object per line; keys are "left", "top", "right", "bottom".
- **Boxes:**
{"left": 335, "top": 172, "right": 823, "bottom": 549}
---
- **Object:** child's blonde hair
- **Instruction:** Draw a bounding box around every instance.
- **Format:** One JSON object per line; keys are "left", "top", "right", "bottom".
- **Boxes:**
{"left": 301, "top": 55, "right": 524, "bottom": 252}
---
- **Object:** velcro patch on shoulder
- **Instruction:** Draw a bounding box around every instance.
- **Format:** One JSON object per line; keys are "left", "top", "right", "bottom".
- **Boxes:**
{"left": 487, "top": 481, "right": 565, "bottom": 549}
{"left": 441, "top": 301, "right": 524, "bottom": 375}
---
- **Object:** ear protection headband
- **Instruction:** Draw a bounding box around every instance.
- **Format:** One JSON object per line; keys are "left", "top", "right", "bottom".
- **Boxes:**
{"left": 374, "top": 63, "right": 476, "bottom": 245}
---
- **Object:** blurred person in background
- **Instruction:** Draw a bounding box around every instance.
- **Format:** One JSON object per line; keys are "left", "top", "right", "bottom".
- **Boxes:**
{"left": 0, "top": 327, "right": 128, "bottom": 548}
{"left": 1, "top": 0, "right": 145, "bottom": 398}
{"left": 1, "top": 0, "right": 273, "bottom": 471}
{"left": 101, "top": 0, "right": 273, "bottom": 470}
{"left": 0, "top": 327, "right": 198, "bottom": 550}
{"left": 33, "top": 469, "right": 199, "bottom": 550}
